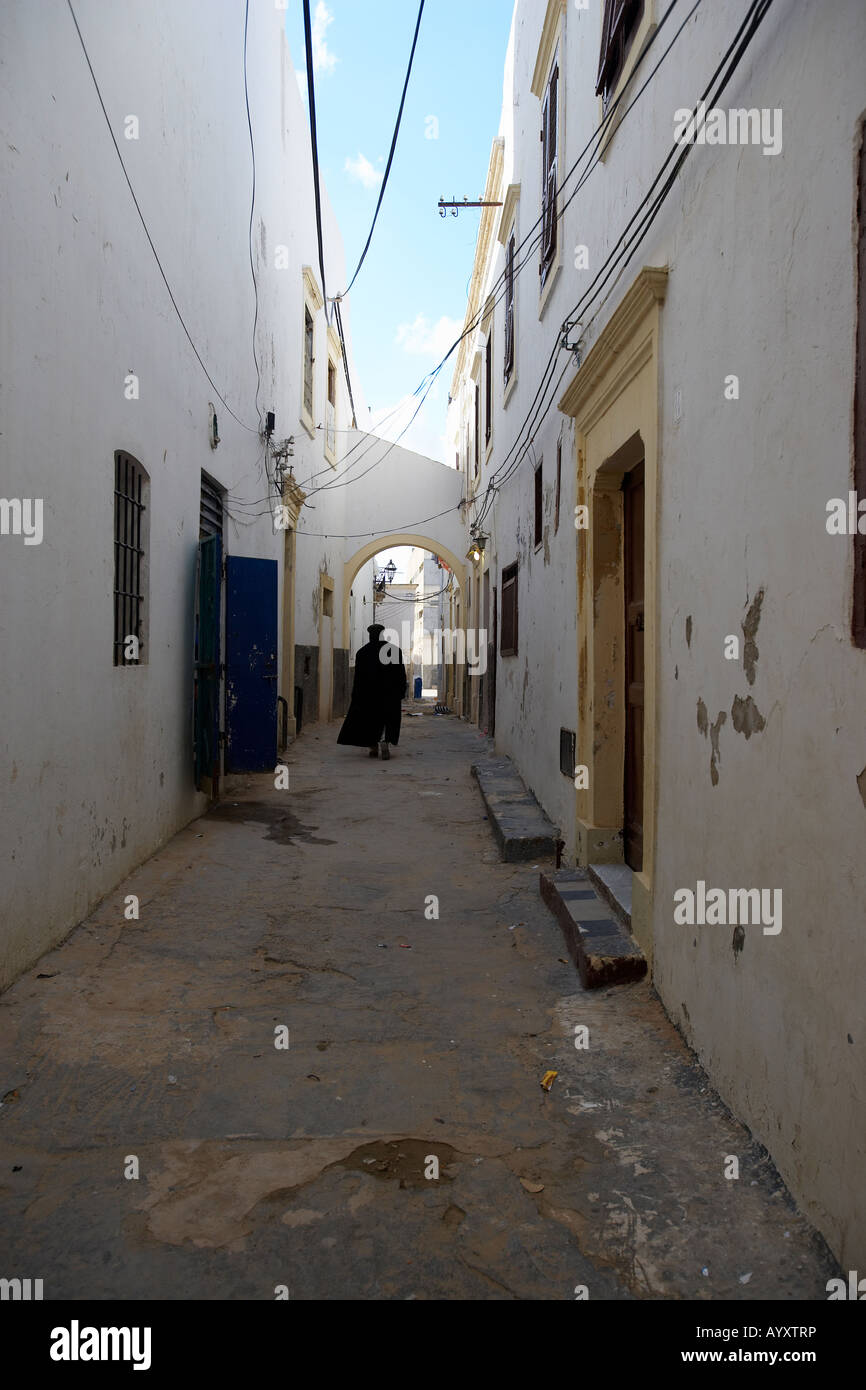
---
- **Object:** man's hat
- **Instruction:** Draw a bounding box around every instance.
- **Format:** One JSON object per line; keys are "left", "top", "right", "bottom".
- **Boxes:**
{"left": 367, "top": 623, "right": 385, "bottom": 637}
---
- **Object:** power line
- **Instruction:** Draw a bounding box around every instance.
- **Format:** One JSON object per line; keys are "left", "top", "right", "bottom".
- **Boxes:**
{"left": 243, "top": 0, "right": 263, "bottom": 432}
{"left": 65, "top": 0, "right": 259, "bottom": 434}
{"left": 473, "top": 0, "right": 775, "bottom": 527}
{"left": 303, "top": 0, "right": 700, "bottom": 504}
{"left": 302, "top": 0, "right": 329, "bottom": 312}
{"left": 333, "top": 297, "right": 358, "bottom": 428}
{"left": 341, "top": 0, "right": 426, "bottom": 297}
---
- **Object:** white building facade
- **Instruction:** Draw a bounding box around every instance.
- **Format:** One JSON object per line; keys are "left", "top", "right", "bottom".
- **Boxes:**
{"left": 448, "top": 0, "right": 866, "bottom": 1266}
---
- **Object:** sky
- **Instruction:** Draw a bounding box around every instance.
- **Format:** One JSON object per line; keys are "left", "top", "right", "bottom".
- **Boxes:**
{"left": 285, "top": 0, "right": 515, "bottom": 463}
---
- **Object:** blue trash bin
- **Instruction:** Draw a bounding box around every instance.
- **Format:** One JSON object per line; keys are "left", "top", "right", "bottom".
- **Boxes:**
{"left": 414, "top": 676, "right": 422, "bottom": 699}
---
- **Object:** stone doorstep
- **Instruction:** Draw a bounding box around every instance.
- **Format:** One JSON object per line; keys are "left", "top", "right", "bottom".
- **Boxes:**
{"left": 471, "top": 758, "right": 557, "bottom": 863}
{"left": 587, "top": 861, "right": 633, "bottom": 930}
{"left": 539, "top": 868, "right": 647, "bottom": 990}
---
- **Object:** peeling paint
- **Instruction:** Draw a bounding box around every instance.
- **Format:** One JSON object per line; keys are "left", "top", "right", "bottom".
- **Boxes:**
{"left": 685, "top": 615, "right": 692, "bottom": 648}
{"left": 858, "top": 767, "right": 866, "bottom": 811}
{"left": 696, "top": 698, "right": 708, "bottom": 737}
{"left": 732, "top": 924, "right": 745, "bottom": 956}
{"left": 731, "top": 694, "right": 765, "bottom": 740}
{"left": 742, "top": 587, "right": 764, "bottom": 686}
{"left": 709, "top": 711, "right": 727, "bottom": 786}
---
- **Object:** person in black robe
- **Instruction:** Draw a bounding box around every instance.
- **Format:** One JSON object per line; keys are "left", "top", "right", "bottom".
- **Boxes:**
{"left": 337, "top": 623, "right": 407, "bottom": 760}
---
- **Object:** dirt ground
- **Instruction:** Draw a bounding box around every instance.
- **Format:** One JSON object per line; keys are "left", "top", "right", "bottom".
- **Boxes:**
{"left": 0, "top": 710, "right": 838, "bottom": 1299}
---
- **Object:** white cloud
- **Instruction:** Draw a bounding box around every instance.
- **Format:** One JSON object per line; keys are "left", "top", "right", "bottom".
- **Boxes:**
{"left": 312, "top": 2, "right": 337, "bottom": 74}
{"left": 368, "top": 393, "right": 447, "bottom": 463}
{"left": 395, "top": 314, "right": 464, "bottom": 360}
{"left": 345, "top": 151, "right": 385, "bottom": 189}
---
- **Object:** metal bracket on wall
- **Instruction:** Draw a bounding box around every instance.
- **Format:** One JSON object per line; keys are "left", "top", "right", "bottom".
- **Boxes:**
{"left": 561, "top": 320, "right": 582, "bottom": 365}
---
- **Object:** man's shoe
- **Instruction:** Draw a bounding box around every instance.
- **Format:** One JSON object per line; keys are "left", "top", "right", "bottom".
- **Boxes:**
{"left": 380, "top": 742, "right": 390, "bottom": 760}
{"left": 369, "top": 746, "right": 379, "bottom": 758}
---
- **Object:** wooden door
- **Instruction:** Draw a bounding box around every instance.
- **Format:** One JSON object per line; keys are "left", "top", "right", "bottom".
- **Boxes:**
{"left": 623, "top": 461, "right": 645, "bottom": 872}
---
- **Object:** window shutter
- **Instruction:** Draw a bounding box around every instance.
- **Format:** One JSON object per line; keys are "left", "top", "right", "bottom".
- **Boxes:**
{"left": 854, "top": 125, "right": 866, "bottom": 646}
{"left": 542, "top": 64, "right": 558, "bottom": 272}
{"left": 504, "top": 234, "right": 515, "bottom": 381}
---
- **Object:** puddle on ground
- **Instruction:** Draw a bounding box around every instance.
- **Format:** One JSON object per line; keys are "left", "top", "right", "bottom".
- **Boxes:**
{"left": 207, "top": 801, "right": 336, "bottom": 845}
{"left": 336, "top": 1139, "right": 457, "bottom": 1188}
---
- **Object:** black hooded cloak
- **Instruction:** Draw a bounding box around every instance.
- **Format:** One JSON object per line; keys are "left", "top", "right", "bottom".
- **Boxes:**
{"left": 337, "top": 634, "right": 407, "bottom": 747}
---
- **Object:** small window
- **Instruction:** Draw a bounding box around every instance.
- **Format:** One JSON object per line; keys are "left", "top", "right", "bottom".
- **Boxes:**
{"left": 534, "top": 460, "right": 543, "bottom": 548}
{"left": 485, "top": 334, "right": 493, "bottom": 447}
{"left": 855, "top": 122, "right": 866, "bottom": 648}
{"left": 326, "top": 359, "right": 337, "bottom": 454}
{"left": 501, "top": 562, "right": 518, "bottom": 656}
{"left": 200, "top": 471, "right": 224, "bottom": 540}
{"left": 113, "top": 451, "right": 148, "bottom": 666}
{"left": 504, "top": 232, "right": 515, "bottom": 383}
{"left": 560, "top": 728, "right": 576, "bottom": 778}
{"left": 303, "top": 307, "right": 314, "bottom": 418}
{"left": 541, "top": 57, "right": 559, "bottom": 283}
{"left": 555, "top": 439, "right": 562, "bottom": 533}
{"left": 596, "top": 0, "right": 645, "bottom": 113}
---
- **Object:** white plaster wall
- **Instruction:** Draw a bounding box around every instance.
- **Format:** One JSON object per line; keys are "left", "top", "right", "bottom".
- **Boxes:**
{"left": 0, "top": 0, "right": 357, "bottom": 988}
{"left": 449, "top": 0, "right": 866, "bottom": 1264}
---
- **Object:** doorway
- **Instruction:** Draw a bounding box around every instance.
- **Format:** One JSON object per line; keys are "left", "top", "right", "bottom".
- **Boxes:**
{"left": 319, "top": 577, "right": 334, "bottom": 723}
{"left": 622, "top": 460, "right": 645, "bottom": 872}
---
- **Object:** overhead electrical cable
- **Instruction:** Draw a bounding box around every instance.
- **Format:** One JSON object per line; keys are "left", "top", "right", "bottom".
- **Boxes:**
{"left": 243, "top": 0, "right": 263, "bottom": 436}
{"left": 340, "top": 0, "right": 426, "bottom": 297}
{"left": 302, "top": 0, "right": 329, "bottom": 312}
{"left": 473, "top": 0, "right": 776, "bottom": 525}
{"left": 65, "top": 0, "right": 259, "bottom": 433}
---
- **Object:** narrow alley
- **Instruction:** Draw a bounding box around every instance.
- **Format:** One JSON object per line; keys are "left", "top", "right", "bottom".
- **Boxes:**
{"left": 0, "top": 711, "right": 836, "bottom": 1301}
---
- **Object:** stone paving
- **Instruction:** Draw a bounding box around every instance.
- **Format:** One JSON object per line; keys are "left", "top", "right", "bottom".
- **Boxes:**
{"left": 0, "top": 711, "right": 838, "bottom": 1299}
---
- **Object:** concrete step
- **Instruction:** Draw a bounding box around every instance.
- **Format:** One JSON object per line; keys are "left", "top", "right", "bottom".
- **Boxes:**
{"left": 471, "top": 757, "right": 558, "bottom": 862}
{"left": 588, "top": 862, "right": 633, "bottom": 929}
{"left": 539, "top": 867, "right": 647, "bottom": 989}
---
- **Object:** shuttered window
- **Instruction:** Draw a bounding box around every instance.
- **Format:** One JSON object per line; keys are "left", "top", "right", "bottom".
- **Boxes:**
{"left": 596, "top": 0, "right": 644, "bottom": 113}
{"left": 303, "top": 307, "right": 314, "bottom": 418}
{"left": 485, "top": 333, "right": 493, "bottom": 447}
{"left": 534, "top": 460, "right": 543, "bottom": 548}
{"left": 501, "top": 562, "right": 518, "bottom": 656}
{"left": 855, "top": 125, "right": 866, "bottom": 647}
{"left": 200, "top": 471, "right": 224, "bottom": 540}
{"left": 541, "top": 59, "right": 558, "bottom": 283}
{"left": 504, "top": 232, "right": 515, "bottom": 383}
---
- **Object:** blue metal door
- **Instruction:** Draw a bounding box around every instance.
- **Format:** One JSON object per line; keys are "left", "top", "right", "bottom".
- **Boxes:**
{"left": 225, "top": 555, "right": 278, "bottom": 772}
{"left": 194, "top": 535, "right": 222, "bottom": 793}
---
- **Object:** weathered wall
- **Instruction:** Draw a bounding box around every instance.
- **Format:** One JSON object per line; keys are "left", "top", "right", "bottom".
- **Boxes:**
{"left": 448, "top": 0, "right": 866, "bottom": 1265}
{"left": 0, "top": 0, "right": 357, "bottom": 988}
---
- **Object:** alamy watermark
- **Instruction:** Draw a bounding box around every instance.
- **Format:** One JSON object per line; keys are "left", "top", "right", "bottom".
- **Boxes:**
{"left": 0, "top": 498, "right": 43, "bottom": 545}
{"left": 674, "top": 103, "right": 782, "bottom": 157}
{"left": 379, "top": 623, "right": 488, "bottom": 675}
{"left": 674, "top": 880, "right": 782, "bottom": 935}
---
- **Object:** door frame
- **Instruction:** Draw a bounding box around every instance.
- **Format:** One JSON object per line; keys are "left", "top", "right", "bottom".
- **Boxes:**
{"left": 558, "top": 265, "right": 667, "bottom": 961}
{"left": 622, "top": 457, "right": 645, "bottom": 872}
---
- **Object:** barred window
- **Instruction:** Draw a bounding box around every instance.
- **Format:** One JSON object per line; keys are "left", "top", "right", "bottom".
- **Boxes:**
{"left": 113, "top": 452, "right": 148, "bottom": 666}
